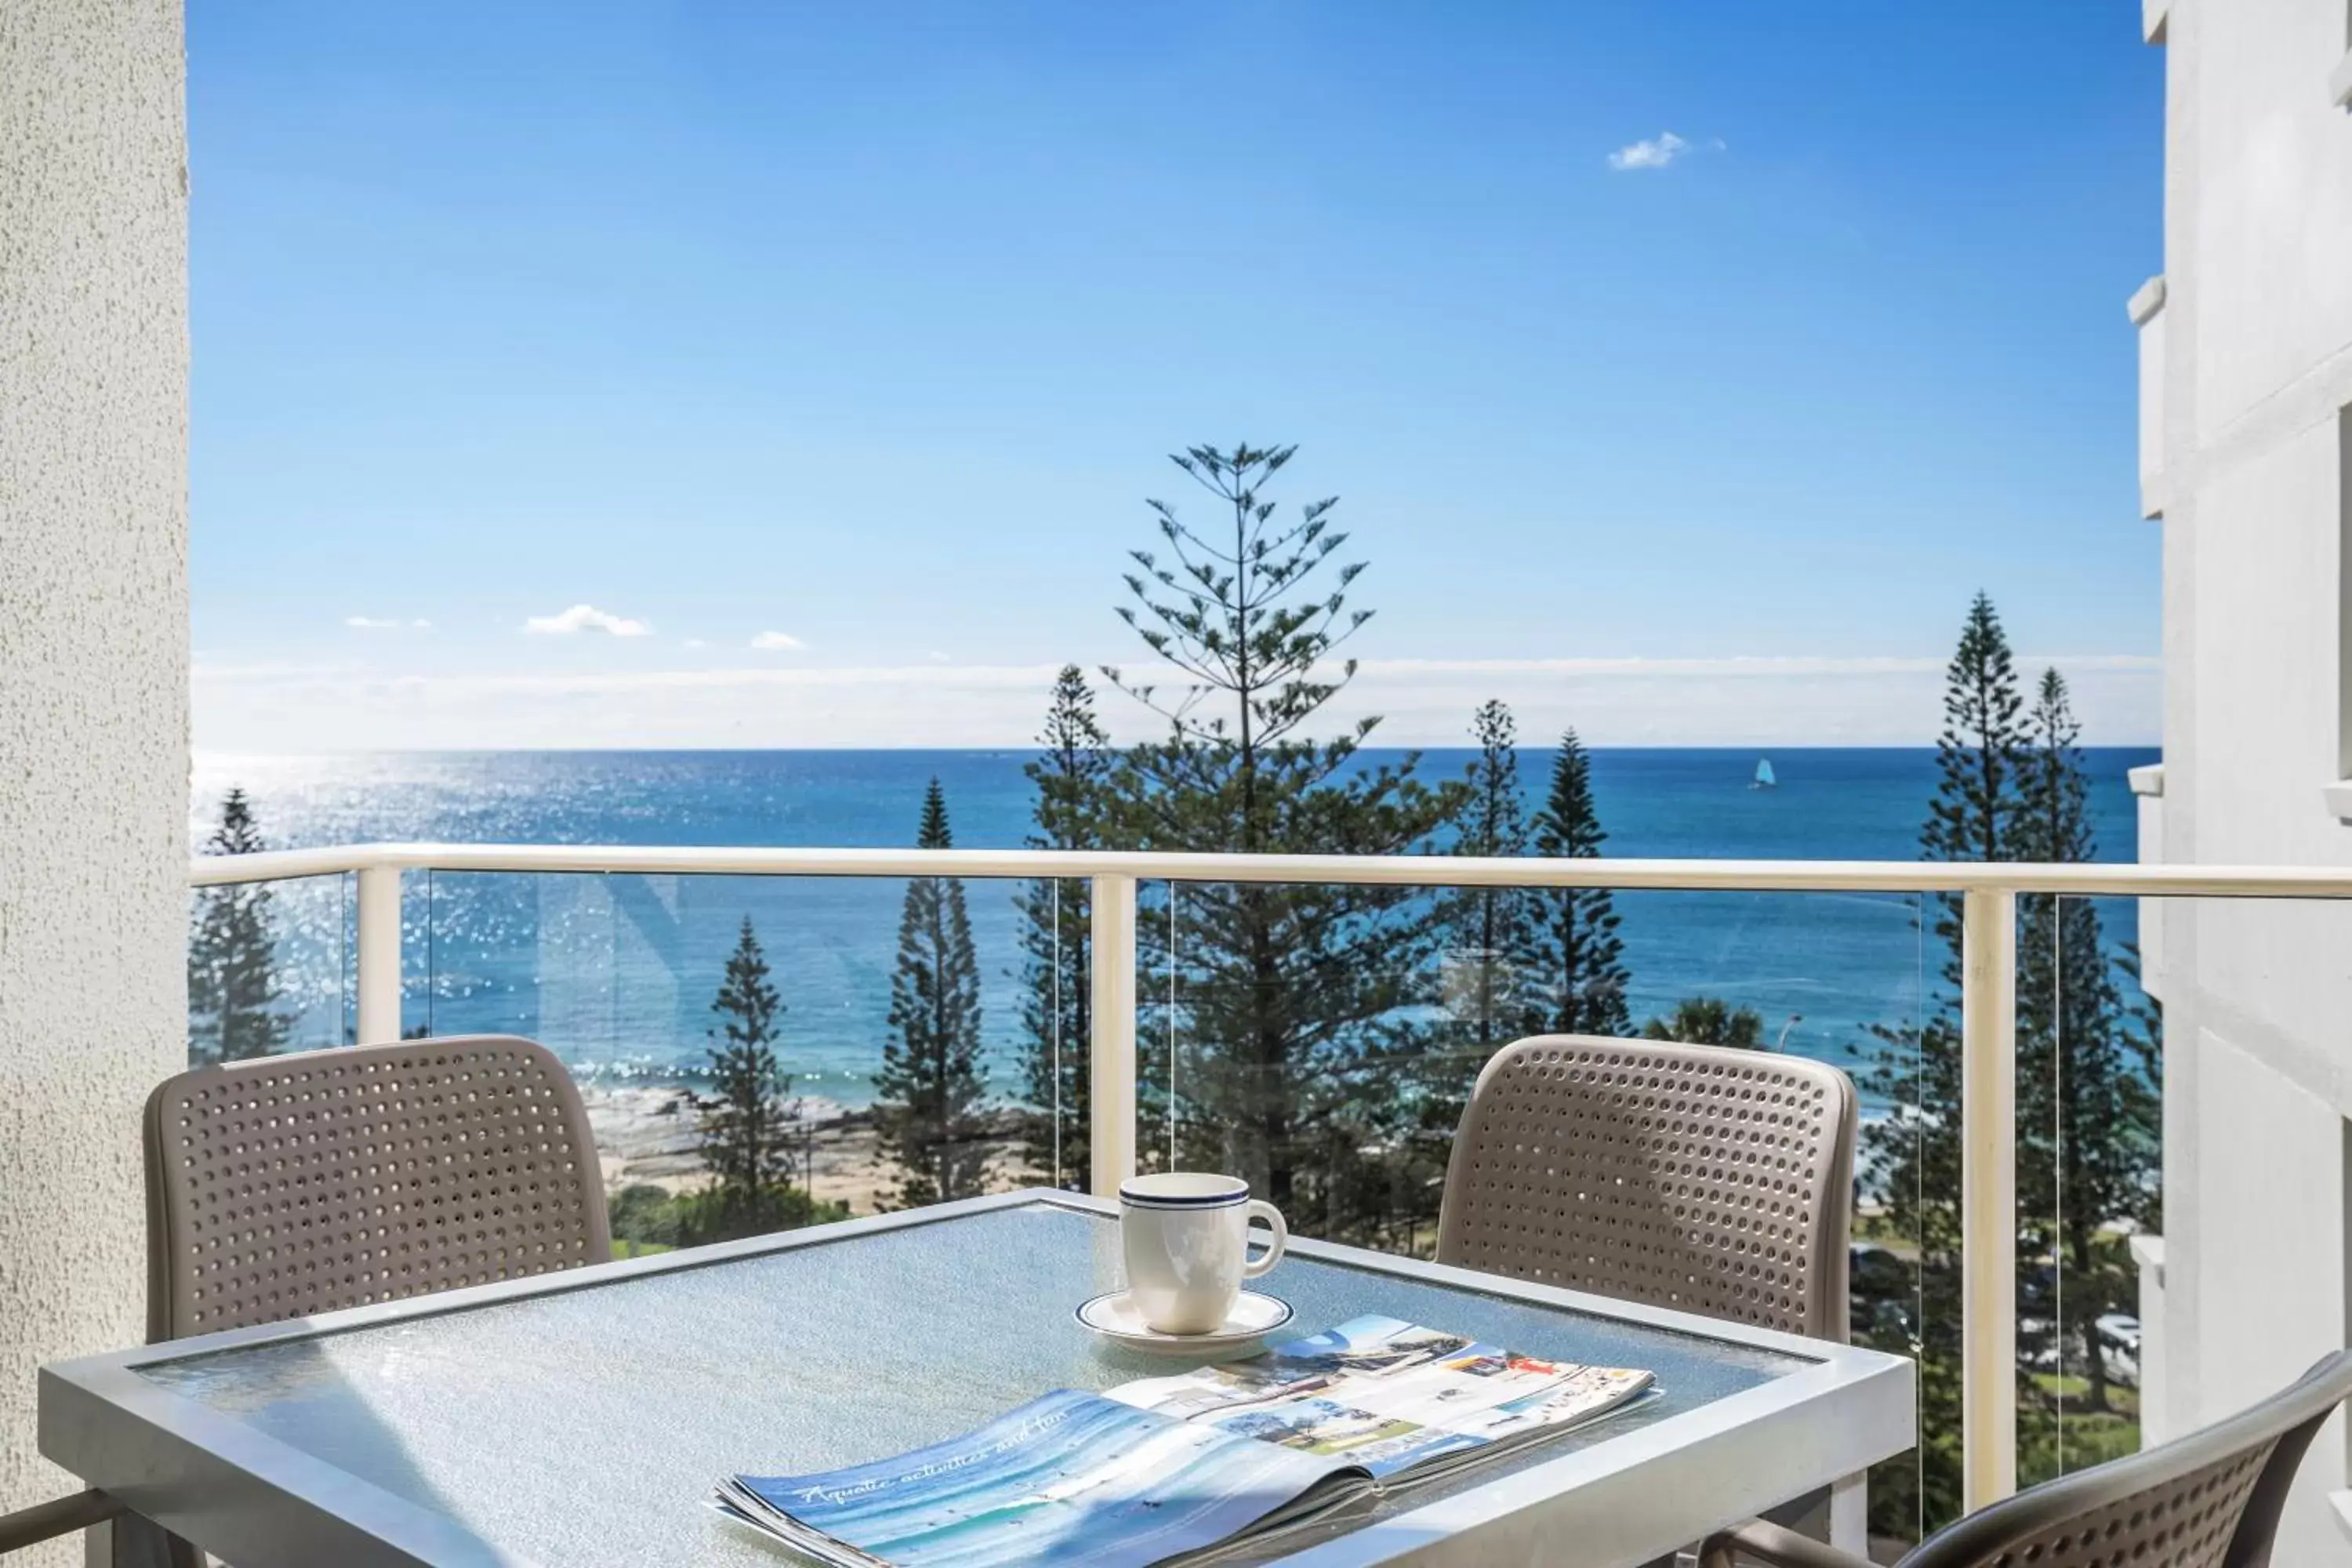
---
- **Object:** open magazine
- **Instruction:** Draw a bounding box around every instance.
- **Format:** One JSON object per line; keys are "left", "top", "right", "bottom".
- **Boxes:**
{"left": 714, "top": 1315, "right": 1657, "bottom": 1567}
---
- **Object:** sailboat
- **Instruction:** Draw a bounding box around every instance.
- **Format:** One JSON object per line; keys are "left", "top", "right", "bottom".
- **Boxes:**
{"left": 1751, "top": 757, "right": 1777, "bottom": 790}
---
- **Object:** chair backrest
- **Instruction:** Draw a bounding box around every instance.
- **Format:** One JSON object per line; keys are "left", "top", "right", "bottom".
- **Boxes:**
{"left": 1435, "top": 1033, "right": 1857, "bottom": 1341}
{"left": 1902, "top": 1348, "right": 2352, "bottom": 1568}
{"left": 144, "top": 1035, "right": 611, "bottom": 1341}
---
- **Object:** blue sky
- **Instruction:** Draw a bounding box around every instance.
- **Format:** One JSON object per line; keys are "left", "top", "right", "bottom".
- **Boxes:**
{"left": 190, "top": 2, "right": 2163, "bottom": 750}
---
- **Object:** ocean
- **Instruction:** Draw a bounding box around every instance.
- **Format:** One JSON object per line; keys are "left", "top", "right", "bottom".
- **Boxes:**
{"left": 187, "top": 747, "right": 2156, "bottom": 1109}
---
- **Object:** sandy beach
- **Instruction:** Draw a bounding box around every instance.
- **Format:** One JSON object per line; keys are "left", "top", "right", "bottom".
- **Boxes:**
{"left": 579, "top": 1083, "right": 1032, "bottom": 1216}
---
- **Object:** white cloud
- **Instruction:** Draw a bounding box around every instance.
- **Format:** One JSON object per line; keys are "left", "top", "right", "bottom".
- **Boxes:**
{"left": 412, "top": 619, "right": 433, "bottom": 630}
{"left": 684, "top": 637, "right": 710, "bottom": 650}
{"left": 1608, "top": 131, "right": 1691, "bottom": 172}
{"left": 750, "top": 630, "right": 807, "bottom": 652}
{"left": 927, "top": 651, "right": 953, "bottom": 663}
{"left": 344, "top": 615, "right": 405, "bottom": 630}
{"left": 521, "top": 604, "right": 652, "bottom": 637}
{"left": 192, "top": 651, "right": 2161, "bottom": 752}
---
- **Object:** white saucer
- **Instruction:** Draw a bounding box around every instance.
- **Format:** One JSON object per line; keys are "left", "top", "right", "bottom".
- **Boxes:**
{"left": 1075, "top": 1290, "right": 1294, "bottom": 1354}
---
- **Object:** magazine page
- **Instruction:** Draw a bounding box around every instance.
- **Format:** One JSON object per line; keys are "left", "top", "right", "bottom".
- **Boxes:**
{"left": 1108, "top": 1316, "right": 1655, "bottom": 1480}
{"left": 717, "top": 1387, "right": 1374, "bottom": 1568}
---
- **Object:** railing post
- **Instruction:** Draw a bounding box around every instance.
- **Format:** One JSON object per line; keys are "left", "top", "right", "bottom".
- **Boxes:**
{"left": 355, "top": 864, "right": 403, "bottom": 1045}
{"left": 1960, "top": 885, "right": 2017, "bottom": 1511}
{"left": 1089, "top": 873, "right": 1138, "bottom": 1196}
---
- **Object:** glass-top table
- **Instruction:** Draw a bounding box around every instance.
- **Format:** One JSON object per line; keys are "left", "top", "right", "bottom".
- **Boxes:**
{"left": 41, "top": 1192, "right": 1913, "bottom": 1567}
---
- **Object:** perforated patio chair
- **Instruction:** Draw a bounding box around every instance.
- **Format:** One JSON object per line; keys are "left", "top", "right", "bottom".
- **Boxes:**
{"left": 1698, "top": 1347, "right": 2352, "bottom": 1568}
{"left": 1436, "top": 1033, "right": 1860, "bottom": 1562}
{"left": 1437, "top": 1033, "right": 1859, "bottom": 1341}
{"left": 0, "top": 1035, "right": 612, "bottom": 1563}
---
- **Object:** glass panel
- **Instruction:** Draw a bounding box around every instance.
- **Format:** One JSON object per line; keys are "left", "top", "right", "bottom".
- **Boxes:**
{"left": 1146, "top": 873, "right": 1933, "bottom": 1549}
{"left": 1139, "top": 877, "right": 1177, "bottom": 1179}
{"left": 185, "top": 870, "right": 354, "bottom": 1064}
{"left": 136, "top": 1201, "right": 1815, "bottom": 1568}
{"left": 1628, "top": 884, "right": 1933, "bottom": 1555}
{"left": 1022, "top": 874, "right": 1091, "bottom": 1195}
{"left": 1144, "top": 875, "right": 1454, "bottom": 1251}
{"left": 1857, "top": 884, "right": 1951, "bottom": 1552}
{"left": 2016, "top": 891, "right": 2161, "bottom": 1487}
{"left": 414, "top": 870, "right": 1078, "bottom": 1248}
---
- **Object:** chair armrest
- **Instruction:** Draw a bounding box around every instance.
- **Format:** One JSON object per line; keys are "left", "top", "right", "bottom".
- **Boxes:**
{"left": 1698, "top": 1516, "right": 1876, "bottom": 1568}
{"left": 0, "top": 1490, "right": 123, "bottom": 1553}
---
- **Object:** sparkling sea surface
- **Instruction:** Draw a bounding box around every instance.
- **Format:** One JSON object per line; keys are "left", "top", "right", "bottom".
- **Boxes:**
{"left": 187, "top": 746, "right": 2155, "bottom": 1109}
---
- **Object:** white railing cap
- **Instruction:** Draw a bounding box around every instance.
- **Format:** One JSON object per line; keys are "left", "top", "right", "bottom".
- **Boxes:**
{"left": 187, "top": 840, "right": 2352, "bottom": 899}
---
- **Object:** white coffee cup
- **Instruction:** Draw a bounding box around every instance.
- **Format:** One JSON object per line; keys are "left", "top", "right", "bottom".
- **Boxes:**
{"left": 1118, "top": 1172, "right": 1287, "bottom": 1335}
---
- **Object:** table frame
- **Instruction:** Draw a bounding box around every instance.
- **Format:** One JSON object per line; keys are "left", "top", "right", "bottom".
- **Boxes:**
{"left": 42, "top": 1190, "right": 1915, "bottom": 1568}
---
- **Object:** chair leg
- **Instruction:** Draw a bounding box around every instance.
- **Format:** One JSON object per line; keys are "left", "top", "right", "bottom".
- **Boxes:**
{"left": 1700, "top": 1481, "right": 1864, "bottom": 1567}
{"left": 1675, "top": 1478, "right": 1857, "bottom": 1568}
{"left": 1762, "top": 1485, "right": 1831, "bottom": 1541}
{"left": 82, "top": 1513, "right": 191, "bottom": 1568}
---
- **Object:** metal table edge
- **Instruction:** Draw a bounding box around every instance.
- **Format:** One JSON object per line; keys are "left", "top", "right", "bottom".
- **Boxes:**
{"left": 39, "top": 1192, "right": 1049, "bottom": 1567}
{"left": 39, "top": 1359, "right": 535, "bottom": 1568}
{"left": 38, "top": 1186, "right": 1915, "bottom": 1568}
{"left": 1269, "top": 1349, "right": 1916, "bottom": 1567}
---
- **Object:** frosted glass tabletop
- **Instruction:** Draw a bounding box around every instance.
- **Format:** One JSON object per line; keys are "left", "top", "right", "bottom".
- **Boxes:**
{"left": 48, "top": 1195, "right": 1909, "bottom": 1568}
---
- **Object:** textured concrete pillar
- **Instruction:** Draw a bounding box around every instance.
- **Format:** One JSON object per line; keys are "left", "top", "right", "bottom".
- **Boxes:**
{"left": 0, "top": 2, "right": 189, "bottom": 1560}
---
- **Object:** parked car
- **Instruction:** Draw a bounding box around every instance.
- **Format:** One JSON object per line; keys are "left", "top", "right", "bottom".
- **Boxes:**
{"left": 2096, "top": 1312, "right": 2141, "bottom": 1388}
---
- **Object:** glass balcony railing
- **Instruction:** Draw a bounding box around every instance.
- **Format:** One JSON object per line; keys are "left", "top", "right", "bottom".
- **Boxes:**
{"left": 185, "top": 869, "right": 354, "bottom": 1061}
{"left": 2013, "top": 891, "right": 2158, "bottom": 1496}
{"left": 184, "top": 841, "right": 2339, "bottom": 1551}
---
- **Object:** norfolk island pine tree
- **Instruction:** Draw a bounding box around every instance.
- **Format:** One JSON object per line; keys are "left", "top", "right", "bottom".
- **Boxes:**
{"left": 1095, "top": 443, "right": 1461, "bottom": 1243}
{"left": 1859, "top": 591, "right": 2029, "bottom": 1538}
{"left": 2012, "top": 667, "right": 2159, "bottom": 1476}
{"left": 187, "top": 787, "right": 293, "bottom": 1064}
{"left": 1518, "top": 728, "right": 1632, "bottom": 1040}
{"left": 1014, "top": 666, "right": 1110, "bottom": 1190}
{"left": 873, "top": 778, "right": 992, "bottom": 1208}
{"left": 691, "top": 916, "right": 806, "bottom": 1241}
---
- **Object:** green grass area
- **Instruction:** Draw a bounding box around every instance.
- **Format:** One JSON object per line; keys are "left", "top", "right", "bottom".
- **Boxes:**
{"left": 2018, "top": 1381, "right": 2141, "bottom": 1490}
{"left": 2020, "top": 1411, "right": 2140, "bottom": 1484}
{"left": 1849, "top": 1214, "right": 1921, "bottom": 1258}
{"left": 611, "top": 1238, "right": 675, "bottom": 1260}
{"left": 2028, "top": 1372, "right": 2139, "bottom": 1419}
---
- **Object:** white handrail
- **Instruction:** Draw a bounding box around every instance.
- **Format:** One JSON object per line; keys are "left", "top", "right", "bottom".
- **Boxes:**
{"left": 184, "top": 838, "right": 2352, "bottom": 1515}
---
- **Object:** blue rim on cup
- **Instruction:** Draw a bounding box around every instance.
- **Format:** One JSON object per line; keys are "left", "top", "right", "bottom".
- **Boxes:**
{"left": 1119, "top": 1172, "right": 1252, "bottom": 1210}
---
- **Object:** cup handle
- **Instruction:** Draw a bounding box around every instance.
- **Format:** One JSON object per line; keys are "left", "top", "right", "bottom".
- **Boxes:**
{"left": 1242, "top": 1200, "right": 1287, "bottom": 1278}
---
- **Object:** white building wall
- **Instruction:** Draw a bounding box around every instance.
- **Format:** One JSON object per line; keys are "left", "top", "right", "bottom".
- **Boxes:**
{"left": 2144, "top": 0, "right": 2352, "bottom": 1556}
{"left": 0, "top": 2, "right": 189, "bottom": 1562}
